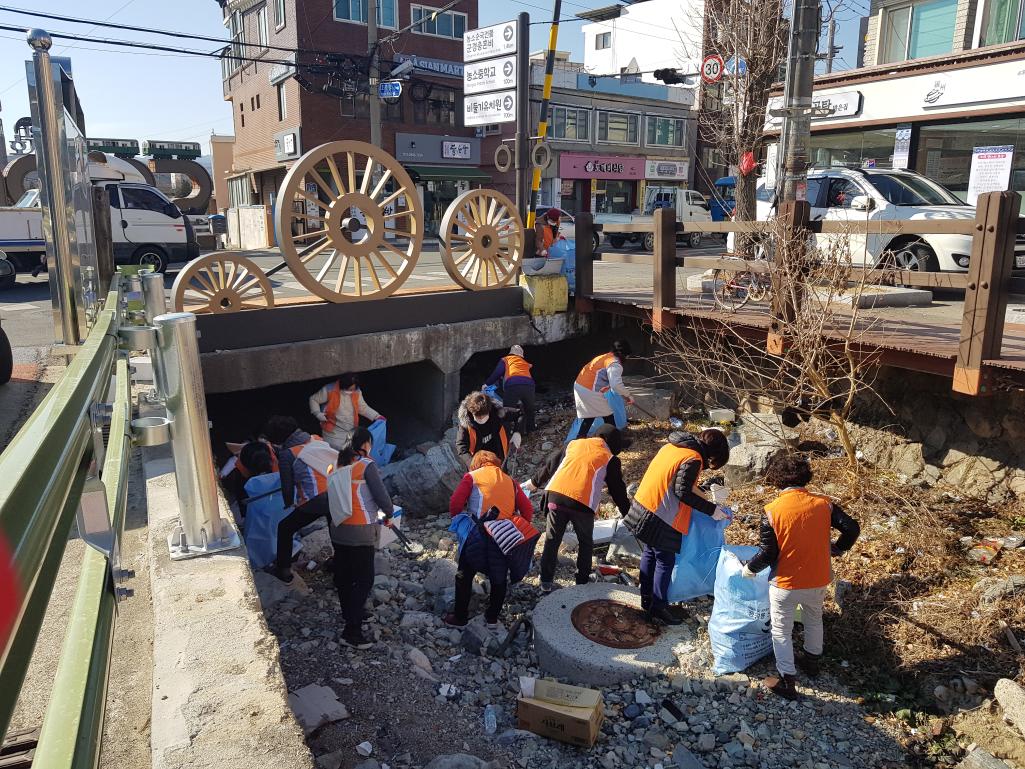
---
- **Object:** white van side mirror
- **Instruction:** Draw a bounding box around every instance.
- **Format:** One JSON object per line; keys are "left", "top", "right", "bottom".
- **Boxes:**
{"left": 850, "top": 195, "right": 874, "bottom": 212}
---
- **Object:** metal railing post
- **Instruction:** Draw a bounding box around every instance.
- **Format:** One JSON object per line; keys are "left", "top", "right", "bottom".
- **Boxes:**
{"left": 141, "top": 272, "right": 167, "bottom": 325}
{"left": 29, "top": 29, "right": 79, "bottom": 347}
{"left": 154, "top": 312, "right": 239, "bottom": 559}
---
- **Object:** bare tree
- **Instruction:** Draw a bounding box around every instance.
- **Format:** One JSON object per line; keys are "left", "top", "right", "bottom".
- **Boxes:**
{"left": 650, "top": 219, "right": 890, "bottom": 467}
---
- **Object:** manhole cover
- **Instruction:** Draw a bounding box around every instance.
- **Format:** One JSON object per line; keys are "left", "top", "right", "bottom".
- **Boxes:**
{"left": 570, "top": 599, "right": 662, "bottom": 649}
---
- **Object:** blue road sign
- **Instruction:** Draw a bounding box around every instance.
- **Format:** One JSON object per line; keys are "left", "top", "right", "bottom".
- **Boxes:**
{"left": 725, "top": 56, "right": 748, "bottom": 77}
{"left": 379, "top": 80, "right": 403, "bottom": 99}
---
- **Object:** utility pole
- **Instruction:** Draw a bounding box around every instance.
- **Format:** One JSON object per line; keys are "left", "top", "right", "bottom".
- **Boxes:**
{"left": 779, "top": 0, "right": 819, "bottom": 203}
{"left": 824, "top": 16, "right": 837, "bottom": 73}
{"left": 368, "top": 0, "right": 381, "bottom": 149}
{"left": 525, "top": 0, "right": 562, "bottom": 230}
{"left": 514, "top": 11, "right": 530, "bottom": 218}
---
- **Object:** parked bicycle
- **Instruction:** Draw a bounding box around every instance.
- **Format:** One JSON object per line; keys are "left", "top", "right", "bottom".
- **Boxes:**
{"left": 711, "top": 238, "right": 774, "bottom": 312}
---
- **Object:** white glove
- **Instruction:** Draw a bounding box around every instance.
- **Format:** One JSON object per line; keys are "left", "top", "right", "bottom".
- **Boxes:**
{"left": 522, "top": 479, "right": 537, "bottom": 493}
{"left": 510, "top": 432, "right": 522, "bottom": 450}
{"left": 741, "top": 564, "right": 756, "bottom": 579}
{"left": 711, "top": 506, "right": 731, "bottom": 522}
{"left": 314, "top": 412, "right": 326, "bottom": 422}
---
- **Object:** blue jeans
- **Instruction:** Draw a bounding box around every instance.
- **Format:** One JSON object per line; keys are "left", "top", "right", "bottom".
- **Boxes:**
{"left": 639, "top": 545, "right": 676, "bottom": 609}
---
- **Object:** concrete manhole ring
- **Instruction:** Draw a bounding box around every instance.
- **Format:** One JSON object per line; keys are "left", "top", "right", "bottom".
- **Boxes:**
{"left": 570, "top": 599, "right": 661, "bottom": 649}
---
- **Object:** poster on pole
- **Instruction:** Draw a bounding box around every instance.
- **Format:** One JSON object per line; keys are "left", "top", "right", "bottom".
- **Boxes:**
{"left": 967, "top": 145, "right": 1014, "bottom": 205}
{"left": 764, "top": 143, "right": 779, "bottom": 190}
{"left": 892, "top": 125, "right": 911, "bottom": 170}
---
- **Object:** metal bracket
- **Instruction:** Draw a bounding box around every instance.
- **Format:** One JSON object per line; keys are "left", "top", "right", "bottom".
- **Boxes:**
{"left": 167, "top": 519, "right": 241, "bottom": 561}
{"left": 75, "top": 477, "right": 124, "bottom": 595}
{"left": 89, "top": 401, "right": 113, "bottom": 470}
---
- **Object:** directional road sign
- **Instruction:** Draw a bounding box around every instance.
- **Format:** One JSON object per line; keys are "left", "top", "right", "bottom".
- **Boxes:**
{"left": 378, "top": 80, "right": 402, "bottom": 99}
{"left": 464, "top": 90, "right": 516, "bottom": 126}
{"left": 463, "top": 54, "right": 517, "bottom": 96}
{"left": 463, "top": 19, "right": 518, "bottom": 63}
{"left": 725, "top": 56, "right": 748, "bottom": 77}
{"left": 701, "top": 54, "right": 724, "bottom": 84}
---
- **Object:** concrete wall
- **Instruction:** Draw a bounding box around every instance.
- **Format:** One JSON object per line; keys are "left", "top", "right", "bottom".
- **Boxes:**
{"left": 209, "top": 134, "right": 235, "bottom": 214}
{"left": 234, "top": 205, "right": 272, "bottom": 250}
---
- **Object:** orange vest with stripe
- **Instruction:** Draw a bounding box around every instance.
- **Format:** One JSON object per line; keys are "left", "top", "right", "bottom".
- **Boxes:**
{"left": 290, "top": 435, "right": 331, "bottom": 505}
{"left": 764, "top": 489, "right": 834, "bottom": 590}
{"left": 468, "top": 423, "right": 509, "bottom": 458}
{"left": 324, "top": 383, "right": 362, "bottom": 433}
{"left": 539, "top": 221, "right": 558, "bottom": 251}
{"left": 634, "top": 444, "right": 704, "bottom": 536}
{"left": 502, "top": 355, "right": 533, "bottom": 382}
{"left": 465, "top": 465, "right": 516, "bottom": 520}
{"left": 340, "top": 457, "right": 380, "bottom": 526}
{"left": 546, "top": 437, "right": 612, "bottom": 513}
{"left": 575, "top": 353, "right": 617, "bottom": 392}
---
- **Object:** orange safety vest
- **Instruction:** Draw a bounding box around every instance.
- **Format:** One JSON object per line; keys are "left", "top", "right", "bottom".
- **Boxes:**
{"left": 324, "top": 382, "right": 362, "bottom": 433}
{"left": 634, "top": 444, "right": 704, "bottom": 536}
{"left": 545, "top": 437, "right": 613, "bottom": 513}
{"left": 502, "top": 354, "right": 533, "bottom": 383}
{"left": 290, "top": 435, "right": 332, "bottom": 505}
{"left": 539, "top": 221, "right": 558, "bottom": 252}
{"left": 465, "top": 464, "right": 517, "bottom": 520}
{"left": 575, "top": 353, "right": 617, "bottom": 392}
{"left": 468, "top": 423, "right": 509, "bottom": 458}
{"left": 235, "top": 439, "right": 279, "bottom": 479}
{"left": 764, "top": 489, "right": 834, "bottom": 590}
{"left": 340, "top": 456, "right": 379, "bottom": 526}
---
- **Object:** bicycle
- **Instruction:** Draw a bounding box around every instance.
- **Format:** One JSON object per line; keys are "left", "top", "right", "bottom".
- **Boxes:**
{"left": 711, "top": 238, "right": 775, "bottom": 312}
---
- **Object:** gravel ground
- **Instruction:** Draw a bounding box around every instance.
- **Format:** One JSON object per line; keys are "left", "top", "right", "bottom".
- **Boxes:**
{"left": 258, "top": 396, "right": 912, "bottom": 769}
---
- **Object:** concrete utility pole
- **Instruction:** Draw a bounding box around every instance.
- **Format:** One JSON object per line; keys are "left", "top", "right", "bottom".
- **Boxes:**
{"left": 824, "top": 16, "right": 837, "bottom": 73}
{"left": 514, "top": 11, "right": 530, "bottom": 218}
{"left": 779, "top": 0, "right": 820, "bottom": 203}
{"left": 368, "top": 0, "right": 382, "bottom": 148}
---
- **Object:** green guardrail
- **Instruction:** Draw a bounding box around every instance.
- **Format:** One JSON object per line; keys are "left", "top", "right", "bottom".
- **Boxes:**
{"left": 0, "top": 280, "right": 132, "bottom": 768}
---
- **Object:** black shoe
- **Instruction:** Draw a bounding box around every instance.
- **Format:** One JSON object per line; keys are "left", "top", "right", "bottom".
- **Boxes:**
{"left": 442, "top": 612, "right": 468, "bottom": 628}
{"left": 340, "top": 627, "right": 372, "bottom": 649}
{"left": 765, "top": 674, "right": 800, "bottom": 700}
{"left": 640, "top": 594, "right": 652, "bottom": 611}
{"left": 646, "top": 605, "right": 683, "bottom": 626}
{"left": 264, "top": 564, "right": 294, "bottom": 584}
{"left": 795, "top": 651, "right": 822, "bottom": 678}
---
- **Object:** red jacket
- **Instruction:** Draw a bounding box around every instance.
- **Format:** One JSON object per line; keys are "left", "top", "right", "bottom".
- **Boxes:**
{"left": 450, "top": 472, "right": 534, "bottom": 521}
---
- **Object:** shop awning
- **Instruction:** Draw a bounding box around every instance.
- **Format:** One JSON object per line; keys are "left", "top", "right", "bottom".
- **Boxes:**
{"left": 405, "top": 165, "right": 492, "bottom": 182}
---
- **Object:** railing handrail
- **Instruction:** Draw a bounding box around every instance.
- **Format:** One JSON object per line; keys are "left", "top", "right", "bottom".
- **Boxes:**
{"left": 597, "top": 217, "right": 981, "bottom": 236}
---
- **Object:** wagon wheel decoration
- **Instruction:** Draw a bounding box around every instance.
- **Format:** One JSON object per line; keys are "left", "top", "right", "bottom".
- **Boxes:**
{"left": 171, "top": 253, "right": 274, "bottom": 314}
{"left": 440, "top": 190, "right": 524, "bottom": 290}
{"left": 275, "top": 140, "right": 424, "bottom": 302}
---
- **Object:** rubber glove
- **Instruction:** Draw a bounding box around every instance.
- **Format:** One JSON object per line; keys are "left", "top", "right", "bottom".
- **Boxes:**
{"left": 522, "top": 479, "right": 537, "bottom": 493}
{"left": 711, "top": 506, "right": 731, "bottom": 522}
{"left": 510, "top": 432, "right": 522, "bottom": 450}
{"left": 741, "top": 563, "right": 756, "bottom": 579}
{"left": 375, "top": 415, "right": 386, "bottom": 421}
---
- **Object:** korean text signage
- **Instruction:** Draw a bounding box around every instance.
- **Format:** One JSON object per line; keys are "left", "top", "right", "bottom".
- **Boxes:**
{"left": 395, "top": 133, "right": 480, "bottom": 165}
{"left": 443, "top": 140, "right": 472, "bottom": 160}
{"left": 892, "top": 125, "right": 911, "bottom": 170}
{"left": 645, "top": 160, "right": 689, "bottom": 180}
{"left": 463, "top": 19, "right": 518, "bottom": 125}
{"left": 560, "top": 153, "right": 644, "bottom": 180}
{"left": 811, "top": 91, "right": 861, "bottom": 120}
{"left": 393, "top": 53, "right": 463, "bottom": 80}
{"left": 968, "top": 145, "right": 1014, "bottom": 205}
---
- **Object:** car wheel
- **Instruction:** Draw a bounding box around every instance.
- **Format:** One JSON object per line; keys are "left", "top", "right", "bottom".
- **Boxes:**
{"left": 0, "top": 327, "right": 12, "bottom": 385}
{"left": 881, "top": 241, "right": 938, "bottom": 273}
{"left": 688, "top": 231, "right": 702, "bottom": 248}
{"left": 608, "top": 235, "right": 626, "bottom": 249}
{"left": 642, "top": 233, "right": 655, "bottom": 252}
{"left": 135, "top": 246, "right": 168, "bottom": 273}
{"left": 591, "top": 231, "right": 600, "bottom": 256}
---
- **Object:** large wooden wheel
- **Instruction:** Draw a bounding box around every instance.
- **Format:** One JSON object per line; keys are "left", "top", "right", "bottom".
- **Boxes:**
{"left": 439, "top": 190, "right": 524, "bottom": 290}
{"left": 171, "top": 253, "right": 274, "bottom": 313}
{"left": 275, "top": 141, "right": 423, "bottom": 302}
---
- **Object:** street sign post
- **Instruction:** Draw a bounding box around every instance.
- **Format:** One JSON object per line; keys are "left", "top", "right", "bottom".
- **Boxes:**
{"left": 463, "top": 55, "right": 517, "bottom": 96}
{"left": 725, "top": 56, "right": 748, "bottom": 77}
{"left": 701, "top": 54, "right": 724, "bottom": 84}
{"left": 463, "top": 19, "right": 518, "bottom": 62}
{"left": 378, "top": 80, "right": 402, "bottom": 99}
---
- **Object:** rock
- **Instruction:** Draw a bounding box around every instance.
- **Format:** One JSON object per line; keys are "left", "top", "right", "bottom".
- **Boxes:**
{"left": 956, "top": 747, "right": 1010, "bottom": 769}
{"left": 253, "top": 570, "right": 311, "bottom": 610}
{"left": 964, "top": 404, "right": 1003, "bottom": 439}
{"left": 890, "top": 443, "right": 926, "bottom": 479}
{"left": 994, "top": 678, "right": 1025, "bottom": 737}
{"left": 425, "top": 559, "right": 458, "bottom": 595}
{"left": 642, "top": 728, "right": 669, "bottom": 751}
{"left": 356, "top": 741, "right": 374, "bottom": 757}
{"left": 407, "top": 647, "right": 434, "bottom": 674}
{"left": 423, "top": 755, "right": 493, "bottom": 769}
{"left": 723, "top": 443, "right": 777, "bottom": 486}
{"left": 541, "top": 441, "right": 555, "bottom": 451}
{"left": 696, "top": 732, "right": 716, "bottom": 752}
{"left": 287, "top": 684, "right": 350, "bottom": 735}
{"left": 624, "top": 703, "right": 643, "bottom": 719}
{"left": 461, "top": 617, "right": 503, "bottom": 656}
{"left": 622, "top": 375, "right": 673, "bottom": 421}
{"left": 737, "top": 412, "right": 798, "bottom": 447}
{"left": 671, "top": 746, "right": 704, "bottom": 769}
{"left": 301, "top": 526, "right": 333, "bottom": 561}
{"left": 670, "top": 675, "right": 692, "bottom": 693}
{"left": 658, "top": 707, "right": 678, "bottom": 724}
{"left": 355, "top": 762, "right": 382, "bottom": 769}
{"left": 316, "top": 750, "right": 345, "bottom": 769}
{"left": 401, "top": 611, "right": 435, "bottom": 628}
{"left": 634, "top": 690, "right": 653, "bottom": 705}
{"left": 974, "top": 575, "right": 1025, "bottom": 604}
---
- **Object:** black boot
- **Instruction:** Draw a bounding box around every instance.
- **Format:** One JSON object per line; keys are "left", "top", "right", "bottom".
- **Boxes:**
{"left": 795, "top": 651, "right": 822, "bottom": 677}
{"left": 764, "top": 673, "right": 800, "bottom": 700}
{"left": 641, "top": 594, "right": 652, "bottom": 611}
{"left": 646, "top": 604, "right": 683, "bottom": 626}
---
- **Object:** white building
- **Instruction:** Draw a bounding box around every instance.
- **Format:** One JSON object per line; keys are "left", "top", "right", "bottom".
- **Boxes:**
{"left": 580, "top": 0, "right": 704, "bottom": 86}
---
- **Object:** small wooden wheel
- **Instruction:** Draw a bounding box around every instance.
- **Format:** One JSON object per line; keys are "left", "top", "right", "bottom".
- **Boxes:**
{"left": 171, "top": 253, "right": 274, "bottom": 314}
{"left": 439, "top": 189, "right": 524, "bottom": 290}
{"left": 274, "top": 140, "right": 424, "bottom": 302}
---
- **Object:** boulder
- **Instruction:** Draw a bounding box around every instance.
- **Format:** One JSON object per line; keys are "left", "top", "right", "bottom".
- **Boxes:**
{"left": 287, "top": 684, "right": 350, "bottom": 735}
{"left": 957, "top": 747, "right": 1011, "bottom": 769}
{"left": 723, "top": 443, "right": 777, "bottom": 486}
{"left": 301, "top": 527, "right": 333, "bottom": 561}
{"left": 890, "top": 443, "right": 926, "bottom": 480}
{"left": 995, "top": 678, "right": 1025, "bottom": 738}
{"left": 622, "top": 375, "right": 673, "bottom": 422}
{"left": 737, "top": 412, "right": 797, "bottom": 448}
{"left": 253, "top": 570, "right": 311, "bottom": 611}
{"left": 380, "top": 441, "right": 464, "bottom": 516}
{"left": 424, "top": 756, "right": 496, "bottom": 769}
{"left": 425, "top": 559, "right": 458, "bottom": 595}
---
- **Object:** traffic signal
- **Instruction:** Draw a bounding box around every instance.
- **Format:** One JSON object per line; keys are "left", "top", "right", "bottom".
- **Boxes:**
{"left": 654, "top": 68, "right": 685, "bottom": 84}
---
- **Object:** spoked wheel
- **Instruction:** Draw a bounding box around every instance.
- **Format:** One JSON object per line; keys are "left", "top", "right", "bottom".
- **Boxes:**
{"left": 439, "top": 189, "right": 524, "bottom": 290}
{"left": 275, "top": 141, "right": 424, "bottom": 302}
{"left": 171, "top": 253, "right": 274, "bottom": 313}
{"left": 711, "top": 269, "right": 755, "bottom": 312}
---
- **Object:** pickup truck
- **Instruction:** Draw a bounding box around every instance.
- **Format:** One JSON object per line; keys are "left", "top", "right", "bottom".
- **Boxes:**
{"left": 0, "top": 153, "right": 199, "bottom": 289}
{"left": 595, "top": 185, "right": 713, "bottom": 251}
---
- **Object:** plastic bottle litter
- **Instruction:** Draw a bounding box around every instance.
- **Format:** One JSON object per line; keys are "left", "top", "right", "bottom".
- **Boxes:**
{"left": 483, "top": 704, "right": 498, "bottom": 735}
{"left": 968, "top": 538, "right": 1004, "bottom": 565}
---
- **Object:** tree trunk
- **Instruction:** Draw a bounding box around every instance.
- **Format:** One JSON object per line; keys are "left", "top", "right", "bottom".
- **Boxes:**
{"left": 734, "top": 172, "right": 757, "bottom": 255}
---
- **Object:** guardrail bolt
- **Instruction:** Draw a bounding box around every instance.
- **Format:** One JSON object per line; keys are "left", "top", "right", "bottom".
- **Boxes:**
{"left": 116, "top": 586, "right": 134, "bottom": 601}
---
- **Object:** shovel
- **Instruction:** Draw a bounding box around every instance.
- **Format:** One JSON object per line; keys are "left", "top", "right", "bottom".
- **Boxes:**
{"left": 390, "top": 524, "right": 425, "bottom": 555}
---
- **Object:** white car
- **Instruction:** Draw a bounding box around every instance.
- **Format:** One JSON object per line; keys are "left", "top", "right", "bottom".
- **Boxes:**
{"left": 741, "top": 168, "right": 1025, "bottom": 272}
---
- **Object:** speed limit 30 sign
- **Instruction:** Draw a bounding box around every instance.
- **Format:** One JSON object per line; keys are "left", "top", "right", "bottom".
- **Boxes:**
{"left": 701, "top": 54, "right": 724, "bottom": 84}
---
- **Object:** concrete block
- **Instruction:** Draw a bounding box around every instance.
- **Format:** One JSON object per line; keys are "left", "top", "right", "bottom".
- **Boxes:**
{"left": 723, "top": 443, "right": 777, "bottom": 486}
{"left": 813, "top": 284, "right": 932, "bottom": 308}
{"left": 708, "top": 408, "right": 736, "bottom": 423}
{"left": 287, "top": 684, "right": 350, "bottom": 735}
{"left": 685, "top": 272, "right": 716, "bottom": 293}
{"left": 130, "top": 355, "right": 153, "bottom": 383}
{"left": 622, "top": 375, "right": 673, "bottom": 421}
{"left": 519, "top": 273, "right": 568, "bottom": 316}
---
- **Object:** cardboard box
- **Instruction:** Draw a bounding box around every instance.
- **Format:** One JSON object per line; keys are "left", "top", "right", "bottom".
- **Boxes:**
{"left": 516, "top": 677, "right": 604, "bottom": 748}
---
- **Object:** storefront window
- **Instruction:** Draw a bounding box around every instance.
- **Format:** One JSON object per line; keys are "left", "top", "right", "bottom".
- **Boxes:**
{"left": 597, "top": 111, "right": 639, "bottom": 144}
{"left": 916, "top": 117, "right": 1025, "bottom": 211}
{"left": 646, "top": 116, "right": 686, "bottom": 147}
{"left": 414, "top": 87, "right": 458, "bottom": 127}
{"left": 594, "top": 180, "right": 636, "bottom": 214}
{"left": 880, "top": 0, "right": 955, "bottom": 62}
{"left": 982, "top": 0, "right": 1025, "bottom": 44}
{"left": 809, "top": 128, "right": 899, "bottom": 169}
{"left": 341, "top": 93, "right": 403, "bottom": 121}
{"left": 549, "top": 106, "right": 590, "bottom": 141}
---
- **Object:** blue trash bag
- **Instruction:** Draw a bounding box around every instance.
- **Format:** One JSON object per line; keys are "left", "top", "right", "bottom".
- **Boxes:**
{"left": 482, "top": 384, "right": 503, "bottom": 405}
{"left": 242, "top": 473, "right": 290, "bottom": 569}
{"left": 667, "top": 512, "right": 731, "bottom": 603}
{"left": 549, "top": 239, "right": 576, "bottom": 292}
{"left": 449, "top": 513, "right": 475, "bottom": 551}
{"left": 368, "top": 418, "right": 396, "bottom": 466}
{"left": 564, "top": 391, "right": 628, "bottom": 442}
{"left": 709, "top": 545, "right": 773, "bottom": 675}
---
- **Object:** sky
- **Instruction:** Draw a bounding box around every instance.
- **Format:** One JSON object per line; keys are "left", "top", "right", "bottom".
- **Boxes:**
{"left": 0, "top": 0, "right": 863, "bottom": 151}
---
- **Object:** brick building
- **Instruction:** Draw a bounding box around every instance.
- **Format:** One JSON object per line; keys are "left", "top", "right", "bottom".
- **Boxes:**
{"left": 215, "top": 0, "right": 483, "bottom": 234}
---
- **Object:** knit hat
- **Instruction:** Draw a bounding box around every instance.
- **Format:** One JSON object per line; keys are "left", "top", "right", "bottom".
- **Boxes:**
{"left": 509, "top": 344, "right": 524, "bottom": 357}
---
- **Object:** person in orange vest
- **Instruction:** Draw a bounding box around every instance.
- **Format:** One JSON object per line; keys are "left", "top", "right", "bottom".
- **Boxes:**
{"left": 455, "top": 391, "right": 522, "bottom": 468}
{"left": 309, "top": 372, "right": 385, "bottom": 451}
{"left": 444, "top": 451, "right": 538, "bottom": 629}
{"left": 263, "top": 415, "right": 338, "bottom": 583}
{"left": 327, "top": 427, "right": 394, "bottom": 649}
{"left": 534, "top": 208, "right": 561, "bottom": 257}
{"left": 742, "top": 451, "right": 860, "bottom": 700}
{"left": 524, "top": 425, "right": 631, "bottom": 593}
{"left": 222, "top": 439, "right": 279, "bottom": 518}
{"left": 485, "top": 344, "right": 536, "bottom": 433}
{"left": 624, "top": 429, "right": 732, "bottom": 625}
{"left": 573, "top": 340, "right": 635, "bottom": 439}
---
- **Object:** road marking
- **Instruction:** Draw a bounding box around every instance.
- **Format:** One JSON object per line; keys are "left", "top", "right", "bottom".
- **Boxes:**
{"left": 0, "top": 302, "right": 42, "bottom": 313}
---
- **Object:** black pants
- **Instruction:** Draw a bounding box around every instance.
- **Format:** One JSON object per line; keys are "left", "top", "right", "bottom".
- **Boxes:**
{"left": 503, "top": 383, "right": 536, "bottom": 433}
{"left": 275, "top": 493, "right": 329, "bottom": 569}
{"left": 576, "top": 416, "right": 605, "bottom": 439}
{"left": 332, "top": 542, "right": 376, "bottom": 629}
{"left": 453, "top": 547, "right": 508, "bottom": 624}
{"left": 539, "top": 504, "right": 595, "bottom": 586}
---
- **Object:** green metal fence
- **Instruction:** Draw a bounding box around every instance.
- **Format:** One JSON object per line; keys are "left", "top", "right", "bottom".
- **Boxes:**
{"left": 0, "top": 279, "right": 131, "bottom": 768}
